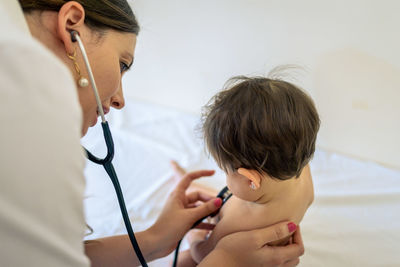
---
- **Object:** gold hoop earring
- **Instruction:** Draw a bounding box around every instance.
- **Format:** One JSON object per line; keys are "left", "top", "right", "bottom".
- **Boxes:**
{"left": 67, "top": 49, "right": 89, "bottom": 87}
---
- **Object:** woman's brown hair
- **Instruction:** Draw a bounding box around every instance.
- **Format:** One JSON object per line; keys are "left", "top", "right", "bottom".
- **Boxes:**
{"left": 202, "top": 76, "right": 320, "bottom": 180}
{"left": 19, "top": 0, "right": 139, "bottom": 34}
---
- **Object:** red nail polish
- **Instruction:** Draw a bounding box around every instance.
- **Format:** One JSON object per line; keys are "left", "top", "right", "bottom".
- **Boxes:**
{"left": 214, "top": 198, "right": 222, "bottom": 208}
{"left": 288, "top": 222, "right": 297, "bottom": 233}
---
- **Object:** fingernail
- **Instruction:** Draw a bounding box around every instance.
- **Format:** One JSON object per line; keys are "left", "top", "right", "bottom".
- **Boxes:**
{"left": 214, "top": 198, "right": 222, "bottom": 208}
{"left": 288, "top": 222, "right": 297, "bottom": 233}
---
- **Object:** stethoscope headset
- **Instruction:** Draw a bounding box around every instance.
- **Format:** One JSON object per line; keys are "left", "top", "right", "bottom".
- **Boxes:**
{"left": 71, "top": 30, "right": 232, "bottom": 267}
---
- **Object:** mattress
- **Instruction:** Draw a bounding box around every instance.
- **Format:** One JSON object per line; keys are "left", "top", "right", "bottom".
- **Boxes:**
{"left": 81, "top": 100, "right": 400, "bottom": 267}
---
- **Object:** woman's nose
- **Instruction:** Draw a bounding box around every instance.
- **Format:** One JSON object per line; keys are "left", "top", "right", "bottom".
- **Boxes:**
{"left": 111, "top": 84, "right": 125, "bottom": 109}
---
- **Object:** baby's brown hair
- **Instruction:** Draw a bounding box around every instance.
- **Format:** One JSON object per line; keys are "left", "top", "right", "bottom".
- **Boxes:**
{"left": 202, "top": 76, "right": 320, "bottom": 180}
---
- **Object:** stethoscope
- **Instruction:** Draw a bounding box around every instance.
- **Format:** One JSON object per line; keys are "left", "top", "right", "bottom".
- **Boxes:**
{"left": 71, "top": 30, "right": 232, "bottom": 267}
{"left": 71, "top": 30, "right": 147, "bottom": 267}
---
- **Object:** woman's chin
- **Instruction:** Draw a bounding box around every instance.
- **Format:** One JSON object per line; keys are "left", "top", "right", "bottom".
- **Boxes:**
{"left": 81, "top": 120, "right": 92, "bottom": 137}
{"left": 81, "top": 116, "right": 98, "bottom": 137}
{"left": 91, "top": 116, "right": 98, "bottom": 127}
{"left": 81, "top": 125, "right": 89, "bottom": 137}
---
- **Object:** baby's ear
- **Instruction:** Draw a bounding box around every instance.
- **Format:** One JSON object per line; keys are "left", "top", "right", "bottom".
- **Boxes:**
{"left": 238, "top": 168, "right": 262, "bottom": 189}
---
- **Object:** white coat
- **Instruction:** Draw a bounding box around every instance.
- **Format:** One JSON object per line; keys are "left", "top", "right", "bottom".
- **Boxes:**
{"left": 0, "top": 1, "right": 89, "bottom": 266}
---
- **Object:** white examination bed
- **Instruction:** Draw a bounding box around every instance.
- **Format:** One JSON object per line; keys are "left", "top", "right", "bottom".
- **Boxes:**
{"left": 82, "top": 100, "right": 400, "bottom": 267}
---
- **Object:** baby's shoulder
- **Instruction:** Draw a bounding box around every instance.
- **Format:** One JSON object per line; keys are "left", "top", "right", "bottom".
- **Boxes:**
{"left": 212, "top": 165, "right": 314, "bottom": 244}
{"left": 217, "top": 196, "right": 272, "bottom": 233}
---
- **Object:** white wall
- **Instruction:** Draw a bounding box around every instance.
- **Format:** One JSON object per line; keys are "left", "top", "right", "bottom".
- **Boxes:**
{"left": 125, "top": 0, "right": 400, "bottom": 169}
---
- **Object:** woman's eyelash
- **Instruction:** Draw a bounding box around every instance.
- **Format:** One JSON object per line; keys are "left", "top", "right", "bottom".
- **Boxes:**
{"left": 120, "top": 61, "right": 129, "bottom": 73}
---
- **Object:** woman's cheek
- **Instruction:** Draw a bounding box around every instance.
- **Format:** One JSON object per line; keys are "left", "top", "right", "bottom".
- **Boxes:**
{"left": 110, "top": 62, "right": 122, "bottom": 97}
{"left": 97, "top": 63, "right": 121, "bottom": 100}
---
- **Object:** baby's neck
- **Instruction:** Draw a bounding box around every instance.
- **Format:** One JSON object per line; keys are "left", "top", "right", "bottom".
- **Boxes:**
{"left": 253, "top": 175, "right": 303, "bottom": 205}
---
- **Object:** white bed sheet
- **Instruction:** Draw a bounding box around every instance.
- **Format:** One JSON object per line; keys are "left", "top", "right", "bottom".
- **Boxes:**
{"left": 81, "top": 100, "right": 400, "bottom": 267}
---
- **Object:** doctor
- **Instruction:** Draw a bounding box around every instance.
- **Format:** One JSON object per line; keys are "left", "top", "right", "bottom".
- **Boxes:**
{"left": 0, "top": 1, "right": 304, "bottom": 266}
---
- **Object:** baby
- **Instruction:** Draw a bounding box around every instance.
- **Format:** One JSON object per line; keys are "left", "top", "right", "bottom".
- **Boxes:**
{"left": 177, "top": 75, "right": 320, "bottom": 265}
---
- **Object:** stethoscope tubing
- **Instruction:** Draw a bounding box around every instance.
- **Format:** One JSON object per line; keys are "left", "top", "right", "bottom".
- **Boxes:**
{"left": 71, "top": 31, "right": 105, "bottom": 122}
{"left": 71, "top": 31, "right": 148, "bottom": 267}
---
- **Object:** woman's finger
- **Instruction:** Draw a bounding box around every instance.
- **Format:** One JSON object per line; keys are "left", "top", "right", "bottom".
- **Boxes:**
{"left": 170, "top": 160, "right": 187, "bottom": 177}
{"left": 251, "top": 221, "right": 297, "bottom": 248}
{"left": 260, "top": 242, "right": 303, "bottom": 267}
{"left": 177, "top": 170, "right": 215, "bottom": 190}
{"left": 194, "top": 222, "right": 216, "bottom": 231}
{"left": 191, "top": 198, "right": 222, "bottom": 221}
{"left": 291, "top": 225, "right": 303, "bottom": 246}
{"left": 263, "top": 237, "right": 304, "bottom": 265}
{"left": 186, "top": 191, "right": 214, "bottom": 204}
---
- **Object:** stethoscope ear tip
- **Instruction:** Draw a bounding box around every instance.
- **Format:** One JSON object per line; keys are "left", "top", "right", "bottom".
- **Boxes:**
{"left": 70, "top": 31, "right": 79, "bottom": 43}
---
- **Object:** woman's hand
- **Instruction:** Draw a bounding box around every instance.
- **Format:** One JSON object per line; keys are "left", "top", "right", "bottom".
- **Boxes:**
{"left": 199, "top": 222, "right": 304, "bottom": 267}
{"left": 148, "top": 169, "right": 222, "bottom": 258}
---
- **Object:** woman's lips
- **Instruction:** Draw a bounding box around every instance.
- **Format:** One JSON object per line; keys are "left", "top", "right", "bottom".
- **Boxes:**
{"left": 102, "top": 106, "right": 110, "bottom": 115}
{"left": 92, "top": 106, "right": 110, "bottom": 126}
{"left": 96, "top": 106, "right": 110, "bottom": 117}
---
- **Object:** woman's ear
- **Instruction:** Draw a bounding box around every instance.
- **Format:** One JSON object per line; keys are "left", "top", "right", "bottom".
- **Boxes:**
{"left": 238, "top": 168, "right": 262, "bottom": 189}
{"left": 56, "top": 1, "right": 86, "bottom": 55}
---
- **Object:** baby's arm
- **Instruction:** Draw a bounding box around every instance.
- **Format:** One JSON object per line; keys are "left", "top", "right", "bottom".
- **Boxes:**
{"left": 190, "top": 230, "right": 219, "bottom": 263}
{"left": 190, "top": 218, "right": 236, "bottom": 264}
{"left": 176, "top": 250, "right": 197, "bottom": 267}
{"left": 190, "top": 237, "right": 213, "bottom": 264}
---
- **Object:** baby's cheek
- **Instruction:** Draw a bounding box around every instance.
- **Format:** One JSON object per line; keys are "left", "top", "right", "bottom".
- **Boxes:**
{"left": 225, "top": 176, "right": 234, "bottom": 191}
{"left": 227, "top": 175, "right": 258, "bottom": 201}
{"left": 226, "top": 176, "right": 241, "bottom": 196}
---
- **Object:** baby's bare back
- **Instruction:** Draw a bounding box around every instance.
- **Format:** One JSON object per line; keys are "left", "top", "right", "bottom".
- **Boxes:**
{"left": 212, "top": 165, "right": 313, "bottom": 247}
{"left": 190, "top": 165, "right": 314, "bottom": 263}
